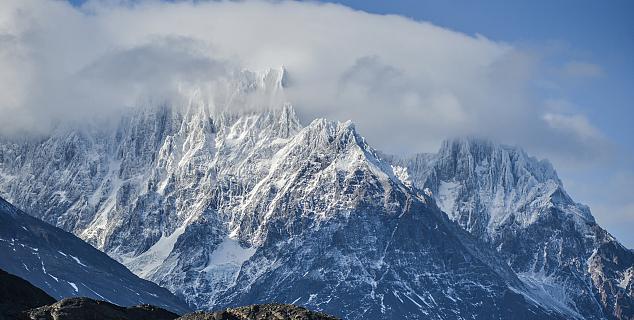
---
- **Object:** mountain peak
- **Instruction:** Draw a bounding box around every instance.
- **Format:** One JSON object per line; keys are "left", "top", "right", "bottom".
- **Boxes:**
{"left": 437, "top": 137, "right": 561, "bottom": 187}
{"left": 261, "top": 66, "right": 288, "bottom": 89}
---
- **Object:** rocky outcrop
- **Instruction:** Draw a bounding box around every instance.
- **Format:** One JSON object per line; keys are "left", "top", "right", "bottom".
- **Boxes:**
{"left": 177, "top": 304, "right": 338, "bottom": 320}
{"left": 24, "top": 297, "right": 178, "bottom": 320}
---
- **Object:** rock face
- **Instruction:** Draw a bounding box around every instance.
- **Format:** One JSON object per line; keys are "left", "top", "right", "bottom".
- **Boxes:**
{"left": 0, "top": 69, "right": 629, "bottom": 319}
{"left": 177, "top": 304, "right": 338, "bottom": 320}
{"left": 0, "top": 197, "right": 190, "bottom": 314}
{"left": 24, "top": 297, "right": 178, "bottom": 320}
{"left": 0, "top": 268, "right": 55, "bottom": 320}
{"left": 388, "top": 138, "right": 634, "bottom": 320}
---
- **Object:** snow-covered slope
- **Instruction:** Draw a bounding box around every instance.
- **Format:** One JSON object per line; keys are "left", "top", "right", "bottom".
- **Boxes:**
{"left": 389, "top": 138, "right": 633, "bottom": 319}
{"left": 0, "top": 196, "right": 190, "bottom": 314}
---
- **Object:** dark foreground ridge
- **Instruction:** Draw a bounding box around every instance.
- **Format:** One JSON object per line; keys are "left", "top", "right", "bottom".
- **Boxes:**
{"left": 0, "top": 268, "right": 55, "bottom": 320}
{"left": 0, "top": 196, "right": 190, "bottom": 314}
{"left": 177, "top": 304, "right": 339, "bottom": 320}
{"left": 0, "top": 268, "right": 177, "bottom": 320}
{"left": 1, "top": 266, "right": 338, "bottom": 320}
{"left": 24, "top": 297, "right": 178, "bottom": 320}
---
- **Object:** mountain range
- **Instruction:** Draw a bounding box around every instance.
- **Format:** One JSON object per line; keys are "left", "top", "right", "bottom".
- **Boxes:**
{"left": 0, "top": 68, "right": 631, "bottom": 319}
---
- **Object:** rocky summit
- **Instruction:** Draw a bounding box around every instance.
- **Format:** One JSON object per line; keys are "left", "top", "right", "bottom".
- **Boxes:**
{"left": 23, "top": 297, "right": 178, "bottom": 320}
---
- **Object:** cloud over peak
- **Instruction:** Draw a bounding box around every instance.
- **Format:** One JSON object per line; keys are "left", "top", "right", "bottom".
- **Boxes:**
{"left": 0, "top": 0, "right": 609, "bottom": 164}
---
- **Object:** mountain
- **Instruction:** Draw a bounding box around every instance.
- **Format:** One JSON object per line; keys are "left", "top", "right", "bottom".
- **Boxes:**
{"left": 0, "top": 268, "right": 55, "bottom": 320}
{"left": 0, "top": 197, "right": 191, "bottom": 314}
{"left": 0, "top": 68, "right": 629, "bottom": 318}
{"left": 0, "top": 102, "right": 568, "bottom": 318}
{"left": 387, "top": 138, "right": 634, "bottom": 319}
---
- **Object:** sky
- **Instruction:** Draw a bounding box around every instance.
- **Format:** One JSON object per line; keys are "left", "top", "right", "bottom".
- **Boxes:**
{"left": 2, "top": 0, "right": 632, "bottom": 248}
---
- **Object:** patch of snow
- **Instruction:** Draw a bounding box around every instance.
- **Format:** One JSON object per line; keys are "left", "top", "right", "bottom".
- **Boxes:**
{"left": 83, "top": 284, "right": 110, "bottom": 302}
{"left": 392, "top": 290, "right": 404, "bottom": 304}
{"left": 200, "top": 235, "right": 257, "bottom": 296}
{"left": 619, "top": 268, "right": 633, "bottom": 289}
{"left": 436, "top": 180, "right": 459, "bottom": 216}
{"left": 69, "top": 254, "right": 88, "bottom": 267}
{"left": 391, "top": 165, "right": 412, "bottom": 187}
{"left": 516, "top": 272, "right": 583, "bottom": 319}
{"left": 68, "top": 281, "right": 79, "bottom": 293}
{"left": 404, "top": 294, "right": 422, "bottom": 308}
{"left": 66, "top": 281, "right": 79, "bottom": 292}
{"left": 122, "top": 225, "right": 187, "bottom": 279}
{"left": 203, "top": 236, "right": 256, "bottom": 273}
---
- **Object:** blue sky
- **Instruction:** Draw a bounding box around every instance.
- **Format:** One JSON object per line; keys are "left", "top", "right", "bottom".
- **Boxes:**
{"left": 53, "top": 0, "right": 633, "bottom": 247}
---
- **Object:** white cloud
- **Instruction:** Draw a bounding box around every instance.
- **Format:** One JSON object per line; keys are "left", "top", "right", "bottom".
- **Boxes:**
{"left": 0, "top": 0, "right": 611, "bottom": 163}
{"left": 543, "top": 112, "right": 603, "bottom": 140}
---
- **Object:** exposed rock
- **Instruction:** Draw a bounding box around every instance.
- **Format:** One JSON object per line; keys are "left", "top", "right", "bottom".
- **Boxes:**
{"left": 177, "top": 304, "right": 338, "bottom": 320}
{"left": 24, "top": 297, "right": 178, "bottom": 320}
{"left": 0, "top": 268, "right": 55, "bottom": 320}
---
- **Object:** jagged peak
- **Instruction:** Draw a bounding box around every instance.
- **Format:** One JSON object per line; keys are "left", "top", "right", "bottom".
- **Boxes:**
{"left": 438, "top": 136, "right": 560, "bottom": 185}
{"left": 232, "top": 66, "right": 287, "bottom": 94}
{"left": 293, "top": 118, "right": 408, "bottom": 186}
{"left": 260, "top": 65, "right": 288, "bottom": 89}
{"left": 301, "top": 118, "right": 360, "bottom": 147}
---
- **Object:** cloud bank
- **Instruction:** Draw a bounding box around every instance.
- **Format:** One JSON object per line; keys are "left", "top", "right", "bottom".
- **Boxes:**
{"left": 0, "top": 0, "right": 611, "bottom": 162}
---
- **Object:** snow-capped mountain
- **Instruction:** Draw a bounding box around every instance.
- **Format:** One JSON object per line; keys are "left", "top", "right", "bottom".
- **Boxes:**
{"left": 0, "top": 196, "right": 190, "bottom": 314}
{"left": 388, "top": 138, "right": 634, "bottom": 319}
{"left": 0, "top": 68, "right": 630, "bottom": 319}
